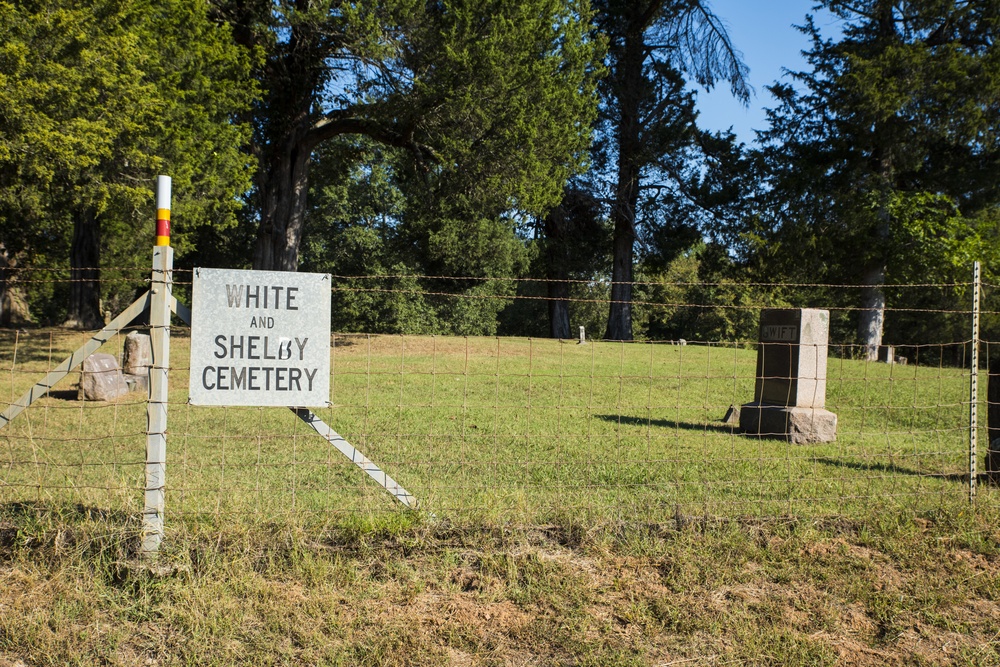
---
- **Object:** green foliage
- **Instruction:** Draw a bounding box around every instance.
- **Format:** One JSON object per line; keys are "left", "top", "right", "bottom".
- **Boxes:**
{"left": 301, "top": 137, "right": 527, "bottom": 336}
{"left": 758, "top": 0, "right": 1000, "bottom": 345}
{"left": 636, "top": 244, "right": 790, "bottom": 343}
{"left": 300, "top": 138, "right": 435, "bottom": 333}
{"left": 0, "top": 0, "right": 255, "bottom": 322}
{"left": 399, "top": 0, "right": 604, "bottom": 219}
{"left": 765, "top": 0, "right": 1000, "bottom": 264}
{"left": 226, "top": 0, "right": 604, "bottom": 333}
{"left": 235, "top": 0, "right": 602, "bottom": 276}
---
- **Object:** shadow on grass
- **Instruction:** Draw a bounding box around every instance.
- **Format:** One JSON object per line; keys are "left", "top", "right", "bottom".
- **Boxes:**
{"left": 47, "top": 389, "right": 80, "bottom": 401}
{"left": 813, "top": 457, "right": 969, "bottom": 483}
{"left": 595, "top": 414, "right": 737, "bottom": 433}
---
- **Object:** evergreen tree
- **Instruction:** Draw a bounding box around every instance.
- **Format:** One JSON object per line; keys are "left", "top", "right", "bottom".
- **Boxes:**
{"left": 761, "top": 0, "right": 1000, "bottom": 357}
{"left": 299, "top": 136, "right": 440, "bottom": 334}
{"left": 219, "top": 0, "right": 602, "bottom": 276}
{"left": 590, "top": 0, "right": 750, "bottom": 341}
{"left": 0, "top": 0, "right": 255, "bottom": 326}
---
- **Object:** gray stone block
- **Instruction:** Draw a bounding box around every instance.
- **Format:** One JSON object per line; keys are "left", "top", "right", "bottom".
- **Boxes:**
{"left": 721, "top": 404, "right": 739, "bottom": 424}
{"left": 123, "top": 331, "right": 152, "bottom": 376}
{"left": 79, "top": 353, "right": 129, "bottom": 401}
{"left": 738, "top": 402, "right": 837, "bottom": 444}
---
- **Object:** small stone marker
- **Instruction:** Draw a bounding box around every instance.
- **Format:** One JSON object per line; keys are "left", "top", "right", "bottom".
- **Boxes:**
{"left": 877, "top": 345, "right": 894, "bottom": 364}
{"left": 79, "top": 353, "right": 129, "bottom": 401}
{"left": 123, "top": 331, "right": 152, "bottom": 375}
{"left": 578, "top": 326, "right": 586, "bottom": 345}
{"left": 122, "top": 331, "right": 152, "bottom": 394}
{"left": 739, "top": 308, "right": 838, "bottom": 443}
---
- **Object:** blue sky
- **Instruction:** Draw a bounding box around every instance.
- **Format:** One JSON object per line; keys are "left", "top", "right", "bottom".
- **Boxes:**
{"left": 693, "top": 0, "right": 841, "bottom": 145}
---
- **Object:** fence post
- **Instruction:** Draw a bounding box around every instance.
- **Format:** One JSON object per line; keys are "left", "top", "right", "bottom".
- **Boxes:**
{"left": 970, "top": 260, "right": 981, "bottom": 504}
{"left": 142, "top": 176, "right": 173, "bottom": 555}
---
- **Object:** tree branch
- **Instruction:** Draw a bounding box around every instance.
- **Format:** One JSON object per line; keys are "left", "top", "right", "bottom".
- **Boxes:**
{"left": 688, "top": 1, "right": 752, "bottom": 104}
{"left": 306, "top": 108, "right": 440, "bottom": 167}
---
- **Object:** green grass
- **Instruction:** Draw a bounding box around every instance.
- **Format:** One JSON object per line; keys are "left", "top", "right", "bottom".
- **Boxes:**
{"left": 2, "top": 329, "right": 1000, "bottom": 665}
{"left": 0, "top": 330, "right": 985, "bottom": 523}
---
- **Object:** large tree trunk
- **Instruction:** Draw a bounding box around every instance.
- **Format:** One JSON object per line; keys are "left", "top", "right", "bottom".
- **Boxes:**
{"left": 0, "top": 244, "right": 32, "bottom": 327}
{"left": 543, "top": 193, "right": 573, "bottom": 340}
{"left": 606, "top": 215, "right": 635, "bottom": 340}
{"left": 604, "top": 28, "right": 644, "bottom": 342}
{"left": 857, "top": 184, "right": 892, "bottom": 360}
{"left": 857, "top": 4, "right": 898, "bottom": 361}
{"left": 547, "top": 278, "right": 571, "bottom": 339}
{"left": 250, "top": 8, "right": 323, "bottom": 273}
{"left": 858, "top": 263, "right": 886, "bottom": 361}
{"left": 856, "top": 176, "right": 891, "bottom": 357}
{"left": 65, "top": 208, "right": 102, "bottom": 329}
{"left": 253, "top": 136, "right": 313, "bottom": 271}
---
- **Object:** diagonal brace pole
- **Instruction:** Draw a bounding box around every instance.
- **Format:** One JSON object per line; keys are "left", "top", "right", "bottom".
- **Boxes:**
{"left": 170, "top": 296, "right": 190, "bottom": 327}
{"left": 293, "top": 408, "right": 417, "bottom": 508}
{"left": 0, "top": 291, "right": 151, "bottom": 430}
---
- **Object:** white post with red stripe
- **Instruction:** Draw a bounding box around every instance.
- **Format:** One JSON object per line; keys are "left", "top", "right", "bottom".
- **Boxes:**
{"left": 142, "top": 175, "right": 173, "bottom": 555}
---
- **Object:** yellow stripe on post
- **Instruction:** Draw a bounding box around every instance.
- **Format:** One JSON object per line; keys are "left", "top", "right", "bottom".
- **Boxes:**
{"left": 155, "top": 177, "right": 172, "bottom": 247}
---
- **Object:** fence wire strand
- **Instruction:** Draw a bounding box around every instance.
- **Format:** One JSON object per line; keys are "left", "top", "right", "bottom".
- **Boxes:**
{"left": 0, "top": 270, "right": 994, "bottom": 525}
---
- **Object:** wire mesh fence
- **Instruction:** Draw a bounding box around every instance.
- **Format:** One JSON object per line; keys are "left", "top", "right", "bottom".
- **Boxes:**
{"left": 1, "top": 267, "right": 996, "bottom": 529}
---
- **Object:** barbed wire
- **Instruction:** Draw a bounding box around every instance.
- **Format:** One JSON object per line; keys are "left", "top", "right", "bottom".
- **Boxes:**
{"left": 323, "top": 285, "right": 980, "bottom": 315}
{"left": 1, "top": 265, "right": 989, "bottom": 290}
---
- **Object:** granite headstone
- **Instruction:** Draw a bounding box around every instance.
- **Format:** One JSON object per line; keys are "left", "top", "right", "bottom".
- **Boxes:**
{"left": 739, "top": 308, "right": 838, "bottom": 443}
{"left": 123, "top": 331, "right": 152, "bottom": 375}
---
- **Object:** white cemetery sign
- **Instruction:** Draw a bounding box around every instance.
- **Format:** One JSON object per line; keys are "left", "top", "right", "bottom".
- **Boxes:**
{"left": 189, "top": 268, "right": 331, "bottom": 406}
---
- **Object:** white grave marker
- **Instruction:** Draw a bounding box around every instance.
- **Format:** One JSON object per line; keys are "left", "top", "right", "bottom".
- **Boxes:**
{"left": 189, "top": 268, "right": 331, "bottom": 406}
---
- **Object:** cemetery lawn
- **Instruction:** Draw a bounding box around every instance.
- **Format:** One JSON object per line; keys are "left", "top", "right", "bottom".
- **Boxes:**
{"left": 0, "top": 331, "right": 983, "bottom": 521}
{"left": 2, "top": 331, "right": 1000, "bottom": 665}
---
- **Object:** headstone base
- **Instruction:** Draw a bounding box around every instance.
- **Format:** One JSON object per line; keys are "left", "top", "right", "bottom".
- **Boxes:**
{"left": 738, "top": 402, "right": 837, "bottom": 444}
{"left": 124, "top": 373, "right": 149, "bottom": 394}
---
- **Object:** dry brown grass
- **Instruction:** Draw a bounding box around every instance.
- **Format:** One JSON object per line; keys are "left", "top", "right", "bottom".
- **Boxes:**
{"left": 2, "top": 508, "right": 999, "bottom": 666}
